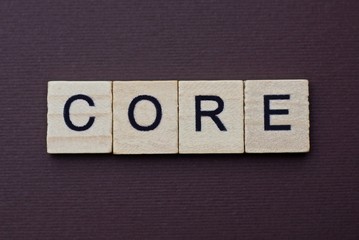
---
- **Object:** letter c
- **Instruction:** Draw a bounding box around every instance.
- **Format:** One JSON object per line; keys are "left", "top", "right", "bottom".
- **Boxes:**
{"left": 63, "top": 94, "right": 95, "bottom": 131}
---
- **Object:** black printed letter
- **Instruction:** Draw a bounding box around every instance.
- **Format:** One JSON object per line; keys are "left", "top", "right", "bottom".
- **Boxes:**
{"left": 264, "top": 95, "right": 291, "bottom": 131}
{"left": 63, "top": 94, "right": 95, "bottom": 131}
{"left": 128, "top": 95, "right": 162, "bottom": 131}
{"left": 195, "top": 95, "right": 227, "bottom": 132}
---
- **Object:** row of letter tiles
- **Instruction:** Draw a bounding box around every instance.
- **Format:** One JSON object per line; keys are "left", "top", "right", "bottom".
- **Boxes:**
{"left": 47, "top": 80, "right": 309, "bottom": 154}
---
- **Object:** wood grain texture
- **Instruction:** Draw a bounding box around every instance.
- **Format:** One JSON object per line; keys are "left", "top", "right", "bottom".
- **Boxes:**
{"left": 1, "top": 0, "right": 358, "bottom": 239}
{"left": 244, "top": 80, "right": 310, "bottom": 153}
{"left": 47, "top": 81, "right": 112, "bottom": 153}
{"left": 179, "top": 80, "right": 244, "bottom": 154}
{"left": 113, "top": 81, "right": 178, "bottom": 154}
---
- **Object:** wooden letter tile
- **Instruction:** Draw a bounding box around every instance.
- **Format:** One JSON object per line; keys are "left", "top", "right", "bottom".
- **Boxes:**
{"left": 244, "top": 80, "right": 310, "bottom": 153}
{"left": 47, "top": 81, "right": 113, "bottom": 153}
{"left": 113, "top": 81, "right": 178, "bottom": 154}
{"left": 179, "top": 80, "right": 244, "bottom": 154}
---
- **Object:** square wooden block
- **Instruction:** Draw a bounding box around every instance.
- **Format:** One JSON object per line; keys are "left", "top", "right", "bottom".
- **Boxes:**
{"left": 113, "top": 81, "right": 178, "bottom": 154}
{"left": 47, "top": 81, "right": 113, "bottom": 153}
{"left": 179, "top": 80, "right": 244, "bottom": 154}
{"left": 244, "top": 80, "right": 310, "bottom": 153}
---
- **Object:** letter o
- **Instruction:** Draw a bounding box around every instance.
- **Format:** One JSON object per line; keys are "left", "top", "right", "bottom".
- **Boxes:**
{"left": 128, "top": 95, "right": 162, "bottom": 131}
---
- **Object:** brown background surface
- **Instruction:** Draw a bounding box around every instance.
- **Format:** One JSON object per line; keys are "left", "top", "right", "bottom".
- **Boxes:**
{"left": 1, "top": 0, "right": 358, "bottom": 239}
